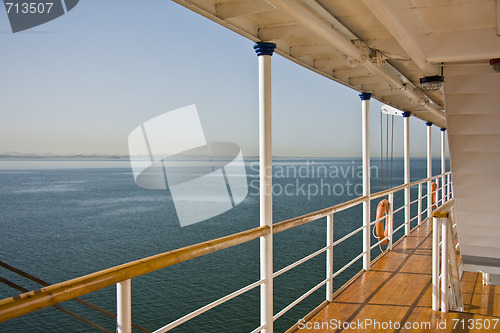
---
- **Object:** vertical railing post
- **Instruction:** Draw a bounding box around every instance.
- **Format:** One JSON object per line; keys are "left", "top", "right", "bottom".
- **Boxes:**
{"left": 426, "top": 122, "right": 433, "bottom": 220}
{"left": 326, "top": 212, "right": 334, "bottom": 302}
{"left": 117, "top": 280, "right": 131, "bottom": 333}
{"left": 441, "top": 217, "right": 449, "bottom": 313}
{"left": 483, "top": 273, "right": 491, "bottom": 285}
{"left": 388, "top": 192, "right": 394, "bottom": 250}
{"left": 447, "top": 174, "right": 452, "bottom": 200}
{"left": 445, "top": 174, "right": 449, "bottom": 201}
{"left": 417, "top": 182, "right": 422, "bottom": 226}
{"left": 403, "top": 112, "right": 411, "bottom": 235}
{"left": 432, "top": 216, "right": 440, "bottom": 311}
{"left": 441, "top": 128, "right": 446, "bottom": 204}
{"left": 254, "top": 42, "right": 276, "bottom": 333}
{"left": 360, "top": 92, "right": 372, "bottom": 271}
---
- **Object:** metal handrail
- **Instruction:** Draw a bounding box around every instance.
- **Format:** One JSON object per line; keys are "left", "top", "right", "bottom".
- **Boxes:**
{"left": 0, "top": 171, "right": 452, "bottom": 330}
{"left": 272, "top": 195, "right": 367, "bottom": 234}
{"left": 273, "top": 246, "right": 328, "bottom": 279}
{"left": 433, "top": 198, "right": 455, "bottom": 218}
{"left": 0, "top": 226, "right": 269, "bottom": 322}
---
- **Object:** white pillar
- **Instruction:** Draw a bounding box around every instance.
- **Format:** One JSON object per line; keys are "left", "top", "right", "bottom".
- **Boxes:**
{"left": 426, "top": 122, "right": 433, "bottom": 220}
{"left": 388, "top": 192, "right": 394, "bottom": 250}
{"left": 417, "top": 182, "right": 422, "bottom": 225}
{"left": 116, "top": 280, "right": 131, "bottom": 333}
{"left": 432, "top": 217, "right": 440, "bottom": 311}
{"left": 441, "top": 128, "right": 446, "bottom": 203}
{"left": 255, "top": 42, "right": 276, "bottom": 333}
{"left": 360, "top": 93, "right": 372, "bottom": 271}
{"left": 446, "top": 174, "right": 452, "bottom": 200}
{"left": 403, "top": 112, "right": 411, "bottom": 235}
{"left": 483, "top": 273, "right": 491, "bottom": 285}
{"left": 326, "top": 213, "right": 334, "bottom": 302}
{"left": 441, "top": 218, "right": 449, "bottom": 312}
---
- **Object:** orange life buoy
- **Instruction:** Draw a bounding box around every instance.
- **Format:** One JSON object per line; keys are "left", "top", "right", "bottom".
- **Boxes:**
{"left": 375, "top": 199, "right": 390, "bottom": 245}
{"left": 431, "top": 182, "right": 438, "bottom": 209}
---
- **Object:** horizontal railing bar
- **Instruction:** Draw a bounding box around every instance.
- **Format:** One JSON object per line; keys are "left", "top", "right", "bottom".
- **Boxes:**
{"left": 370, "top": 174, "right": 446, "bottom": 202}
{"left": 331, "top": 225, "right": 365, "bottom": 248}
{"left": 368, "top": 201, "right": 412, "bottom": 228}
{"left": 274, "top": 223, "right": 369, "bottom": 281}
{"left": 369, "top": 214, "right": 387, "bottom": 226}
{"left": 153, "top": 279, "right": 265, "bottom": 333}
{"left": 393, "top": 221, "right": 406, "bottom": 234}
{"left": 0, "top": 260, "right": 151, "bottom": 332}
{"left": 273, "top": 277, "right": 328, "bottom": 321}
{"left": 0, "top": 276, "right": 113, "bottom": 333}
{"left": 250, "top": 324, "right": 266, "bottom": 333}
{"left": 392, "top": 203, "right": 406, "bottom": 215}
{"left": 331, "top": 251, "right": 366, "bottom": 280}
{"left": 368, "top": 203, "right": 417, "bottom": 227}
{"left": 0, "top": 226, "right": 270, "bottom": 323}
{"left": 272, "top": 210, "right": 330, "bottom": 235}
{"left": 369, "top": 219, "right": 379, "bottom": 227}
{"left": 273, "top": 246, "right": 327, "bottom": 279}
{"left": 370, "top": 234, "right": 390, "bottom": 250}
{"left": 370, "top": 183, "right": 407, "bottom": 200}
{"left": 272, "top": 195, "right": 366, "bottom": 234}
{"left": 433, "top": 199, "right": 455, "bottom": 218}
{"left": 409, "top": 197, "right": 420, "bottom": 205}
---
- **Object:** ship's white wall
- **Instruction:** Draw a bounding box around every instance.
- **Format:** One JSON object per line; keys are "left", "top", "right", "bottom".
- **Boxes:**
{"left": 444, "top": 64, "right": 500, "bottom": 271}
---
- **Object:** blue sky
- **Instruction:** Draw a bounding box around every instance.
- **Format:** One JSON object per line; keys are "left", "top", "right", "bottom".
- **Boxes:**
{"left": 0, "top": 0, "right": 446, "bottom": 157}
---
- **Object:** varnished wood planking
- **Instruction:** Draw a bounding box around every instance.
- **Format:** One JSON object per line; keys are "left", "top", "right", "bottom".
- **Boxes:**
{"left": 294, "top": 221, "right": 500, "bottom": 332}
{"left": 462, "top": 271, "right": 500, "bottom": 317}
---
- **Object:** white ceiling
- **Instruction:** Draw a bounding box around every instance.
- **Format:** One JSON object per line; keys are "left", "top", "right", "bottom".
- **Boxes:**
{"left": 174, "top": 0, "right": 500, "bottom": 129}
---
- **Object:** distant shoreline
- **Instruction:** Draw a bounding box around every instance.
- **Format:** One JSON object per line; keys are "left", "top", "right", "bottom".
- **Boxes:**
{"left": 0, "top": 154, "right": 128, "bottom": 159}
{"left": 0, "top": 155, "right": 446, "bottom": 160}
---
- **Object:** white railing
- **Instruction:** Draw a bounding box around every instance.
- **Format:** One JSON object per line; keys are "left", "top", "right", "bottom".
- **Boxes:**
{"left": 432, "top": 198, "right": 463, "bottom": 313}
{"left": 0, "top": 172, "right": 452, "bottom": 333}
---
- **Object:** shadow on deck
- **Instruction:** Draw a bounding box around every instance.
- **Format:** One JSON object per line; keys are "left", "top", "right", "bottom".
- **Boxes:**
{"left": 291, "top": 221, "right": 500, "bottom": 332}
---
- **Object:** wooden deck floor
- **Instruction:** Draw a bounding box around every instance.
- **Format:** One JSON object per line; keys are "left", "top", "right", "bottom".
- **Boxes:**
{"left": 293, "top": 221, "right": 500, "bottom": 332}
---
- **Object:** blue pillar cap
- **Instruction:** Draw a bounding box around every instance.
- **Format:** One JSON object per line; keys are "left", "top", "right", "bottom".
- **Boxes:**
{"left": 359, "top": 92, "right": 372, "bottom": 100}
{"left": 402, "top": 112, "right": 411, "bottom": 118}
{"left": 254, "top": 42, "right": 277, "bottom": 56}
{"left": 426, "top": 122, "right": 433, "bottom": 126}
{"left": 440, "top": 128, "right": 446, "bottom": 131}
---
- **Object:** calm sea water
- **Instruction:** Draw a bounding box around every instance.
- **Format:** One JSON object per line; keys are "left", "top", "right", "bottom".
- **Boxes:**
{"left": 0, "top": 158, "right": 447, "bottom": 332}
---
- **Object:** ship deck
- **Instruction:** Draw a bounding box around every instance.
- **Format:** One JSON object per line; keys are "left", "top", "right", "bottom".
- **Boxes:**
{"left": 291, "top": 220, "right": 500, "bottom": 332}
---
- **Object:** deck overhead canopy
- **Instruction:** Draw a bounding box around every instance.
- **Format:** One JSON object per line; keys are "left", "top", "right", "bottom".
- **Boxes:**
{"left": 174, "top": 0, "right": 500, "bottom": 276}
{"left": 173, "top": 0, "right": 500, "bottom": 129}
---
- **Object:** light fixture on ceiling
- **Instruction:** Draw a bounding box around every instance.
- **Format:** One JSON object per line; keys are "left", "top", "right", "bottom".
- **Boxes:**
{"left": 490, "top": 58, "right": 500, "bottom": 73}
{"left": 419, "top": 75, "right": 444, "bottom": 91}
